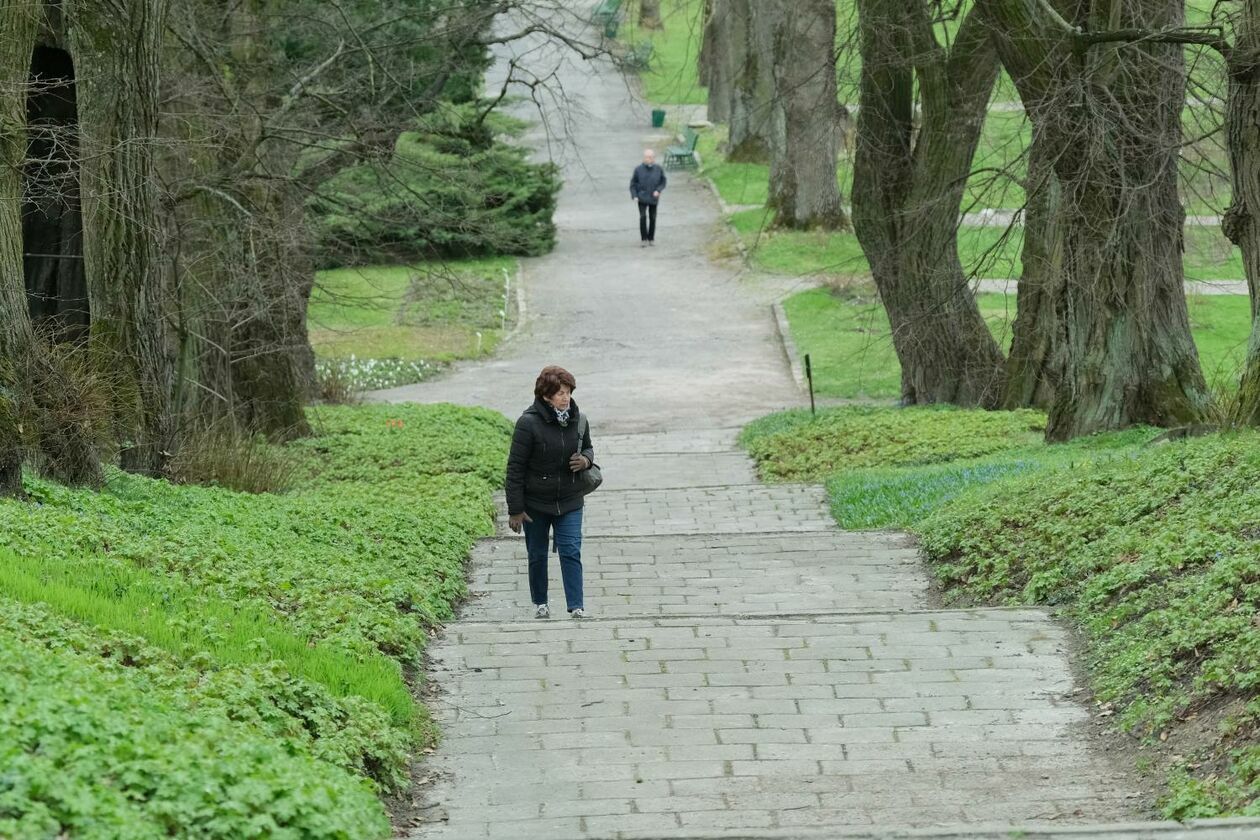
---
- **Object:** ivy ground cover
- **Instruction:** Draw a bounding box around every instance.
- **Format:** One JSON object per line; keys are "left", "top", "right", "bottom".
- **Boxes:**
{"left": 0, "top": 403, "right": 512, "bottom": 838}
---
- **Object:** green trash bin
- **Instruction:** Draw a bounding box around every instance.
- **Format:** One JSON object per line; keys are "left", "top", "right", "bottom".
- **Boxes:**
{"left": 651, "top": 109, "right": 666, "bottom": 128}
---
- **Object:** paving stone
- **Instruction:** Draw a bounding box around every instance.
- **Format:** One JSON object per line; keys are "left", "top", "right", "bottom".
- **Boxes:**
{"left": 493, "top": 479, "right": 838, "bottom": 538}
{"left": 463, "top": 531, "right": 926, "bottom": 622}
{"left": 416, "top": 610, "right": 1143, "bottom": 838}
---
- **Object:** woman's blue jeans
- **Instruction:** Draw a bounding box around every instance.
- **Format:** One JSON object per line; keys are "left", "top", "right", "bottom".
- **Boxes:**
{"left": 522, "top": 508, "right": 584, "bottom": 611}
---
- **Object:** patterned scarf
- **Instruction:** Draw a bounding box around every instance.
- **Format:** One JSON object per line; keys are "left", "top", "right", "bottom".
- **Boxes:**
{"left": 554, "top": 406, "right": 570, "bottom": 425}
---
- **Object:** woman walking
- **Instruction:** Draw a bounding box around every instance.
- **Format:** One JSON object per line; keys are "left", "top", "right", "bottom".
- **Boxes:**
{"left": 505, "top": 366, "right": 595, "bottom": 619}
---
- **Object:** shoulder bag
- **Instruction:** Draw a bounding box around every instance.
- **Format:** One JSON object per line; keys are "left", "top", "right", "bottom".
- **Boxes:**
{"left": 577, "top": 415, "right": 603, "bottom": 495}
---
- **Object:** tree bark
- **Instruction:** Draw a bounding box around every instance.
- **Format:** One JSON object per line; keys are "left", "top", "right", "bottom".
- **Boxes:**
{"left": 980, "top": 0, "right": 1210, "bottom": 439}
{"left": 229, "top": 185, "right": 315, "bottom": 440}
{"left": 1222, "top": 0, "right": 1260, "bottom": 425}
{"left": 725, "top": 0, "right": 773, "bottom": 162}
{"left": 165, "top": 0, "right": 312, "bottom": 440}
{"left": 639, "top": 0, "right": 662, "bottom": 30}
{"left": 765, "top": 0, "right": 847, "bottom": 231}
{"left": 851, "top": 0, "right": 1006, "bottom": 406}
{"left": 699, "top": 0, "right": 731, "bottom": 122}
{"left": 1003, "top": 125, "right": 1065, "bottom": 409}
{"left": 0, "top": 8, "right": 106, "bottom": 489}
{"left": 225, "top": 1, "right": 314, "bottom": 440}
{"left": 24, "top": 45, "right": 89, "bottom": 339}
{"left": 0, "top": 1, "right": 40, "bottom": 495}
{"left": 70, "top": 0, "right": 175, "bottom": 474}
{"left": 170, "top": 190, "right": 237, "bottom": 431}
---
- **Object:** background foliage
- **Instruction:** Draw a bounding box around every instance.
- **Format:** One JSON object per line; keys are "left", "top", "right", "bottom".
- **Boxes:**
{"left": 311, "top": 106, "right": 560, "bottom": 268}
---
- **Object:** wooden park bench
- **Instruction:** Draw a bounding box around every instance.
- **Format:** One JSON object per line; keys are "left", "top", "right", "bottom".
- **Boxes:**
{"left": 665, "top": 126, "right": 699, "bottom": 169}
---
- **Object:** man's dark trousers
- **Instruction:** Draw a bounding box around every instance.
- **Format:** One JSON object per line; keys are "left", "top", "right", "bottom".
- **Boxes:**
{"left": 638, "top": 201, "right": 657, "bottom": 242}
{"left": 630, "top": 161, "right": 665, "bottom": 241}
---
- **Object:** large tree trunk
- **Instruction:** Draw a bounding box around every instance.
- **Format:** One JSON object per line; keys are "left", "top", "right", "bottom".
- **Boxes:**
{"left": 170, "top": 193, "right": 237, "bottom": 430}
{"left": 852, "top": 0, "right": 1006, "bottom": 406}
{"left": 70, "top": 0, "right": 175, "bottom": 474}
{"left": 699, "top": 0, "right": 731, "bottom": 122}
{"left": 765, "top": 0, "right": 847, "bottom": 230}
{"left": 639, "top": 0, "right": 662, "bottom": 30}
{"left": 1003, "top": 125, "right": 1065, "bottom": 409}
{"left": 165, "top": 0, "right": 311, "bottom": 440}
{"left": 700, "top": 0, "right": 772, "bottom": 158}
{"left": 725, "top": 0, "right": 774, "bottom": 162}
{"left": 24, "top": 44, "right": 89, "bottom": 339}
{"left": 171, "top": 187, "right": 312, "bottom": 441}
{"left": 229, "top": 186, "right": 314, "bottom": 440}
{"left": 227, "top": 0, "right": 314, "bottom": 440}
{"left": 981, "top": 0, "right": 1210, "bottom": 439}
{"left": 1223, "top": 0, "right": 1260, "bottom": 425}
{"left": 0, "top": 1, "right": 39, "bottom": 495}
{"left": 2, "top": 7, "right": 105, "bottom": 490}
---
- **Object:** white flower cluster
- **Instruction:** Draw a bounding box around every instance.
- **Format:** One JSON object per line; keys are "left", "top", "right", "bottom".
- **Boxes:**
{"left": 316, "top": 355, "right": 437, "bottom": 391}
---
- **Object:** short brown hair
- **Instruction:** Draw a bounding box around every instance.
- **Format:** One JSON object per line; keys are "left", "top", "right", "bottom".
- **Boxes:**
{"left": 534, "top": 365, "right": 576, "bottom": 399}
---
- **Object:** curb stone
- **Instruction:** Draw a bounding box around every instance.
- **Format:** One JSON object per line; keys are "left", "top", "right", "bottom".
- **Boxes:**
{"left": 772, "top": 300, "right": 807, "bottom": 393}
{"left": 501, "top": 261, "right": 528, "bottom": 345}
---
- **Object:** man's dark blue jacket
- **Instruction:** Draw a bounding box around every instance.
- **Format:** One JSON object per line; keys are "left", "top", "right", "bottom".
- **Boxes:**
{"left": 630, "top": 163, "right": 667, "bottom": 205}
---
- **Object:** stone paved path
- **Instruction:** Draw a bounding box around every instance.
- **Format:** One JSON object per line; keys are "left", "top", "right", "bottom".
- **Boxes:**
{"left": 385, "top": 11, "right": 1260, "bottom": 840}
{"left": 412, "top": 432, "right": 1142, "bottom": 838}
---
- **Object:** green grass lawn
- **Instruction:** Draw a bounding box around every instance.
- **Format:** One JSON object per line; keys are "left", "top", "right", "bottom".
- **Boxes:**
{"left": 741, "top": 404, "right": 1259, "bottom": 817}
{"left": 702, "top": 107, "right": 1227, "bottom": 217}
{"left": 309, "top": 257, "right": 517, "bottom": 390}
{"left": 615, "top": 0, "right": 709, "bottom": 104}
{"left": 781, "top": 287, "right": 1007, "bottom": 400}
{"left": 730, "top": 206, "right": 1247, "bottom": 288}
{"left": 698, "top": 128, "right": 768, "bottom": 206}
{"left": 741, "top": 404, "right": 1051, "bottom": 483}
{"left": 700, "top": 117, "right": 1027, "bottom": 212}
{"left": 784, "top": 286, "right": 1253, "bottom": 400}
{"left": 725, "top": 209, "right": 1026, "bottom": 282}
{"left": 1187, "top": 293, "right": 1257, "bottom": 384}
{"left": 740, "top": 404, "right": 1155, "bottom": 529}
{"left": 311, "top": 257, "right": 517, "bottom": 362}
{"left": 0, "top": 403, "right": 512, "bottom": 837}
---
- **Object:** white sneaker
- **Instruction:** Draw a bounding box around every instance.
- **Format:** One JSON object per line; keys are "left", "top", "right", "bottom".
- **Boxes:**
{"left": 534, "top": 604, "right": 550, "bottom": 619}
{"left": 569, "top": 608, "right": 587, "bottom": 620}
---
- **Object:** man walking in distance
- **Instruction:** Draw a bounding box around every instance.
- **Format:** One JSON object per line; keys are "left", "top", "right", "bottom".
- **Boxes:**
{"left": 630, "top": 149, "right": 667, "bottom": 247}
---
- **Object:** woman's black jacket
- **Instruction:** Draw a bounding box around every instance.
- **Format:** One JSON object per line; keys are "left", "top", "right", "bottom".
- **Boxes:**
{"left": 505, "top": 399, "right": 595, "bottom": 517}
